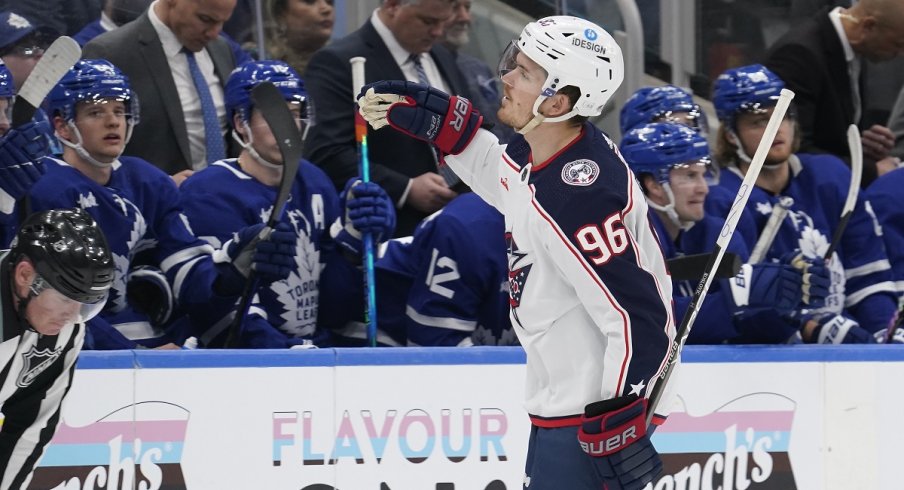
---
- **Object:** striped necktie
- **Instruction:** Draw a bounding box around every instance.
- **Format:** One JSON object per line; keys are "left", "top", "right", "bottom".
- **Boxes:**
{"left": 409, "top": 54, "right": 430, "bottom": 85}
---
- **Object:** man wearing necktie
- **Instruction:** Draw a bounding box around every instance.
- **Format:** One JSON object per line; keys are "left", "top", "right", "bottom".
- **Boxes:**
{"left": 304, "top": 0, "right": 476, "bottom": 236}
{"left": 84, "top": 0, "right": 242, "bottom": 185}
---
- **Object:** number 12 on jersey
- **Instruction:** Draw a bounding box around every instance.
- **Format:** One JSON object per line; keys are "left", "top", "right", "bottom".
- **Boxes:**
{"left": 575, "top": 214, "right": 628, "bottom": 265}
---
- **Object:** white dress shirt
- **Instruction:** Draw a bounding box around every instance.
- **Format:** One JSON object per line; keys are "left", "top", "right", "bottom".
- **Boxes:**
{"left": 829, "top": 7, "right": 862, "bottom": 124}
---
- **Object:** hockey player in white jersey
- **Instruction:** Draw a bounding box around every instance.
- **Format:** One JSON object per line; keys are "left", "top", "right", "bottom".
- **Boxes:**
{"left": 359, "top": 15, "right": 671, "bottom": 490}
{"left": 711, "top": 64, "right": 898, "bottom": 344}
{"left": 0, "top": 208, "right": 114, "bottom": 489}
{"left": 621, "top": 122, "right": 830, "bottom": 344}
{"left": 178, "top": 60, "right": 395, "bottom": 348}
{"left": 0, "top": 59, "right": 297, "bottom": 349}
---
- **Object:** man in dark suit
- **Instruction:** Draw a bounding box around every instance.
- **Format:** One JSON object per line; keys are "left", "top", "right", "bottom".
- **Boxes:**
{"left": 764, "top": 0, "right": 904, "bottom": 186}
{"left": 83, "top": 0, "right": 239, "bottom": 183}
{"left": 304, "top": 0, "right": 472, "bottom": 237}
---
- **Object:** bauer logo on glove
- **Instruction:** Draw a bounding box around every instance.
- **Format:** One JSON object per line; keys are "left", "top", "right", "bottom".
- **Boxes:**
{"left": 357, "top": 81, "right": 483, "bottom": 155}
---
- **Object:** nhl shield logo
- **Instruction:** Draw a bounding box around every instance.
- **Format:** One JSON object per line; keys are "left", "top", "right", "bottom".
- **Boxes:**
{"left": 561, "top": 159, "right": 599, "bottom": 186}
{"left": 17, "top": 346, "right": 63, "bottom": 388}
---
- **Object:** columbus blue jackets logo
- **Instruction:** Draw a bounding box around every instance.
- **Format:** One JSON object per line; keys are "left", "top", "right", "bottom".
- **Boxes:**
{"left": 561, "top": 159, "right": 599, "bottom": 186}
{"left": 507, "top": 232, "right": 532, "bottom": 329}
{"left": 17, "top": 345, "right": 63, "bottom": 388}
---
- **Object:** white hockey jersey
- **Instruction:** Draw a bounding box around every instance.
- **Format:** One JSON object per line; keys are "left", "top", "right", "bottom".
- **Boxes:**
{"left": 445, "top": 123, "right": 676, "bottom": 425}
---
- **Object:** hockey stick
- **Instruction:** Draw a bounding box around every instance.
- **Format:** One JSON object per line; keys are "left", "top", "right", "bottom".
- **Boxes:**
{"left": 224, "top": 82, "right": 303, "bottom": 348}
{"left": 351, "top": 56, "right": 378, "bottom": 347}
{"left": 748, "top": 195, "right": 794, "bottom": 264}
{"left": 14, "top": 36, "right": 81, "bottom": 221}
{"left": 12, "top": 36, "right": 80, "bottom": 127}
{"left": 646, "top": 89, "right": 795, "bottom": 426}
{"left": 824, "top": 125, "right": 862, "bottom": 261}
{"left": 667, "top": 252, "right": 742, "bottom": 281}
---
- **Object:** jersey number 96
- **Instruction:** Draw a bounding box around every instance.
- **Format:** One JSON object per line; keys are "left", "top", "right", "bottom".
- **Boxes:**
{"left": 575, "top": 214, "right": 628, "bottom": 266}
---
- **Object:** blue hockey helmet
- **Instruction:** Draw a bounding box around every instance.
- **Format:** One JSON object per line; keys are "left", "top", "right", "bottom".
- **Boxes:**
{"left": 712, "top": 64, "right": 785, "bottom": 126}
{"left": 620, "top": 122, "right": 712, "bottom": 184}
{"left": 225, "top": 60, "right": 310, "bottom": 126}
{"left": 47, "top": 59, "right": 139, "bottom": 124}
{"left": 0, "top": 62, "right": 13, "bottom": 99}
{"left": 620, "top": 85, "right": 705, "bottom": 135}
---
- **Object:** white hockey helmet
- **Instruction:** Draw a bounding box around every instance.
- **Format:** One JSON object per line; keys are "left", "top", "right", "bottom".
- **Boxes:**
{"left": 501, "top": 16, "right": 624, "bottom": 125}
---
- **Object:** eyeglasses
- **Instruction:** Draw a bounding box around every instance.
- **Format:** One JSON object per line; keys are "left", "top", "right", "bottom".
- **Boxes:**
{"left": 3, "top": 45, "right": 45, "bottom": 58}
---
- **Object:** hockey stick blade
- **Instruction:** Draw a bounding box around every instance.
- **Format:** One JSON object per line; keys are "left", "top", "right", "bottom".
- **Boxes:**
{"left": 824, "top": 125, "right": 862, "bottom": 261}
{"left": 224, "top": 81, "right": 303, "bottom": 348}
{"left": 13, "top": 36, "right": 81, "bottom": 127}
{"left": 253, "top": 81, "right": 303, "bottom": 227}
{"left": 645, "top": 89, "right": 796, "bottom": 426}
{"left": 667, "top": 252, "right": 741, "bottom": 281}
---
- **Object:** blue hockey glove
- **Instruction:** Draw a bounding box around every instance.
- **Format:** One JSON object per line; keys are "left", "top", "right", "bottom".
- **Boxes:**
{"left": 216, "top": 221, "right": 296, "bottom": 288}
{"left": 0, "top": 122, "right": 51, "bottom": 199}
{"left": 781, "top": 253, "right": 831, "bottom": 308}
{"left": 126, "top": 266, "right": 175, "bottom": 326}
{"left": 578, "top": 395, "right": 663, "bottom": 490}
{"left": 801, "top": 314, "right": 876, "bottom": 344}
{"left": 330, "top": 178, "right": 396, "bottom": 257}
{"left": 729, "top": 263, "right": 801, "bottom": 315}
{"left": 357, "top": 80, "right": 483, "bottom": 155}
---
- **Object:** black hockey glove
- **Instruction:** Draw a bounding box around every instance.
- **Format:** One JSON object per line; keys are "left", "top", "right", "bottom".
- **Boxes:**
{"left": 578, "top": 395, "right": 663, "bottom": 490}
{"left": 126, "top": 266, "right": 175, "bottom": 326}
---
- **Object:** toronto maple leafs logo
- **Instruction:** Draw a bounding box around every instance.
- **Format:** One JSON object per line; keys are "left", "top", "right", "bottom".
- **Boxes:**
{"left": 507, "top": 232, "right": 532, "bottom": 329}
{"left": 17, "top": 345, "right": 63, "bottom": 388}
{"left": 269, "top": 208, "right": 320, "bottom": 337}
{"left": 108, "top": 196, "right": 148, "bottom": 313}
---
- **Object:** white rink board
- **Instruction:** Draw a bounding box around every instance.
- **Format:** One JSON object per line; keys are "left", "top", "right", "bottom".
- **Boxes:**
{"left": 24, "top": 346, "right": 904, "bottom": 490}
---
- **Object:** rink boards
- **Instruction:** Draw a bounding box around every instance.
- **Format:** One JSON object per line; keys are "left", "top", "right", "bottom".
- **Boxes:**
{"left": 24, "top": 346, "right": 904, "bottom": 490}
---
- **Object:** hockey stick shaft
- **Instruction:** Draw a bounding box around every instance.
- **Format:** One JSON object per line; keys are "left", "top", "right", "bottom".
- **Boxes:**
{"left": 748, "top": 195, "right": 794, "bottom": 264}
{"left": 824, "top": 125, "right": 862, "bottom": 261}
{"left": 646, "top": 89, "right": 795, "bottom": 425}
{"left": 667, "top": 252, "right": 742, "bottom": 281}
{"left": 351, "top": 56, "right": 378, "bottom": 347}
{"left": 225, "top": 82, "right": 304, "bottom": 348}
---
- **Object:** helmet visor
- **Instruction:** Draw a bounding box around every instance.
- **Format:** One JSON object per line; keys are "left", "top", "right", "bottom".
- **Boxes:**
{"left": 497, "top": 41, "right": 521, "bottom": 80}
{"left": 29, "top": 274, "right": 108, "bottom": 325}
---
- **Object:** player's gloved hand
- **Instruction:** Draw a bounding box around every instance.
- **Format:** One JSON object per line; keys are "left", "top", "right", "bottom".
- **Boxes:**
{"left": 126, "top": 266, "right": 175, "bottom": 326}
{"left": 801, "top": 313, "right": 876, "bottom": 344}
{"left": 0, "top": 122, "right": 51, "bottom": 199}
{"left": 729, "top": 263, "right": 803, "bottom": 315}
{"left": 330, "top": 178, "right": 396, "bottom": 256}
{"left": 875, "top": 305, "right": 904, "bottom": 344}
{"left": 357, "top": 80, "right": 483, "bottom": 155}
{"left": 781, "top": 252, "right": 831, "bottom": 308}
{"left": 578, "top": 395, "right": 663, "bottom": 489}
{"left": 214, "top": 222, "right": 296, "bottom": 295}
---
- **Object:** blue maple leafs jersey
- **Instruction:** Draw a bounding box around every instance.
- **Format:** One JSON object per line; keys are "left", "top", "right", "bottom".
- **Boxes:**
{"left": 866, "top": 167, "right": 904, "bottom": 298}
{"left": 444, "top": 123, "right": 676, "bottom": 424}
{"left": 178, "top": 159, "right": 362, "bottom": 348}
{"left": 0, "top": 156, "right": 221, "bottom": 349}
{"left": 377, "top": 192, "right": 513, "bottom": 347}
{"left": 650, "top": 212, "right": 752, "bottom": 344}
{"left": 709, "top": 154, "right": 897, "bottom": 334}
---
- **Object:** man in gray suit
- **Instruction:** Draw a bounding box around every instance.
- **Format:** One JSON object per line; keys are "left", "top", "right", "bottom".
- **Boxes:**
{"left": 83, "top": 0, "right": 239, "bottom": 184}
